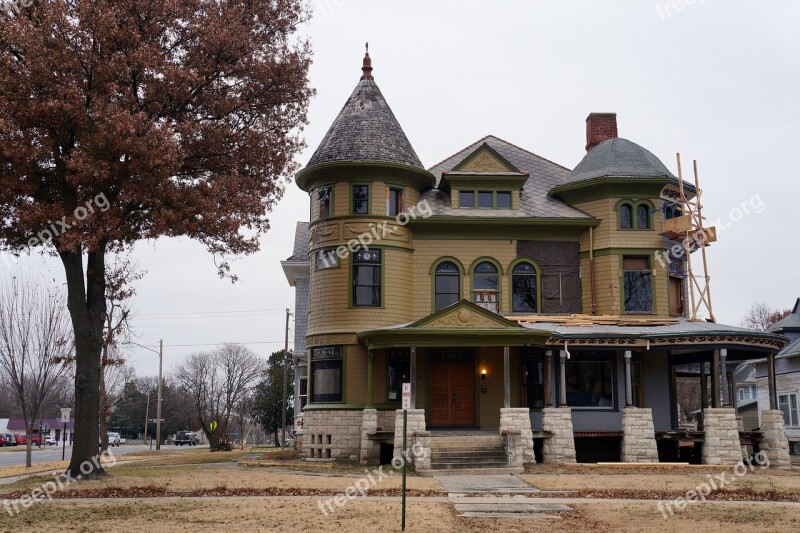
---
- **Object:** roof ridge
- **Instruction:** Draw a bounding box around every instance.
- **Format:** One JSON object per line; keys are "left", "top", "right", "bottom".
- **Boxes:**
{"left": 483, "top": 134, "right": 574, "bottom": 173}
{"left": 426, "top": 134, "right": 572, "bottom": 174}
{"left": 426, "top": 135, "right": 494, "bottom": 172}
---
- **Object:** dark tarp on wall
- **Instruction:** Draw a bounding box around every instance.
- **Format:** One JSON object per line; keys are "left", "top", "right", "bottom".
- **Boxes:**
{"left": 516, "top": 241, "right": 582, "bottom": 314}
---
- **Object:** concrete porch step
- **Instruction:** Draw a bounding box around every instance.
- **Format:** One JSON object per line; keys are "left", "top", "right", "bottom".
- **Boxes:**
{"left": 430, "top": 455, "right": 507, "bottom": 464}
{"left": 458, "top": 512, "right": 562, "bottom": 519}
{"left": 430, "top": 436, "right": 502, "bottom": 447}
{"left": 418, "top": 466, "right": 524, "bottom": 477}
{"left": 430, "top": 461, "right": 512, "bottom": 470}
{"left": 430, "top": 445, "right": 506, "bottom": 453}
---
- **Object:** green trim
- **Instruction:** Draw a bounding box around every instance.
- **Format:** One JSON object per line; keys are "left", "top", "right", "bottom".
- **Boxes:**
{"left": 385, "top": 183, "right": 406, "bottom": 217}
{"left": 507, "top": 257, "right": 543, "bottom": 314}
{"left": 579, "top": 247, "right": 664, "bottom": 259}
{"left": 549, "top": 176, "right": 695, "bottom": 204}
{"left": 296, "top": 160, "right": 436, "bottom": 192}
{"left": 615, "top": 198, "right": 655, "bottom": 231}
{"left": 454, "top": 188, "right": 519, "bottom": 209}
{"left": 618, "top": 252, "right": 657, "bottom": 315}
{"left": 469, "top": 257, "right": 504, "bottom": 312}
{"left": 452, "top": 143, "right": 520, "bottom": 173}
{"left": 348, "top": 246, "right": 385, "bottom": 309}
{"left": 358, "top": 329, "right": 552, "bottom": 350}
{"left": 409, "top": 216, "right": 599, "bottom": 228}
{"left": 430, "top": 257, "right": 464, "bottom": 313}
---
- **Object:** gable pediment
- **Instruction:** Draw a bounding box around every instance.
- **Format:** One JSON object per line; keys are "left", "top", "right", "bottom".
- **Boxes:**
{"left": 453, "top": 143, "right": 519, "bottom": 173}
{"left": 410, "top": 300, "right": 521, "bottom": 329}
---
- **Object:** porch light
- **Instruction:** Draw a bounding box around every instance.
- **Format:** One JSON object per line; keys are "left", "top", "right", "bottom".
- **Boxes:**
{"left": 481, "top": 368, "right": 487, "bottom": 380}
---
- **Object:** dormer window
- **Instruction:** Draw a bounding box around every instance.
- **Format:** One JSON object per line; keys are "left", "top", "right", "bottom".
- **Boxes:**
{"left": 459, "top": 190, "right": 475, "bottom": 209}
{"left": 496, "top": 191, "right": 512, "bottom": 209}
{"left": 478, "top": 191, "right": 493, "bottom": 208}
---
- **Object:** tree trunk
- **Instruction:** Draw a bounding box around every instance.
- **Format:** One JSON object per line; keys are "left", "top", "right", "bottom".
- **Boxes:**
{"left": 60, "top": 246, "right": 107, "bottom": 479}
{"left": 99, "top": 362, "right": 109, "bottom": 453}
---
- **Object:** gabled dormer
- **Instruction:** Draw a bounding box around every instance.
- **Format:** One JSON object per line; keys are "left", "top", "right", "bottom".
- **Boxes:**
{"left": 439, "top": 142, "right": 528, "bottom": 210}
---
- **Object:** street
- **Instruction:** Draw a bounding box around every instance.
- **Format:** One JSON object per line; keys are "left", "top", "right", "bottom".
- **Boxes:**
{"left": 0, "top": 444, "right": 152, "bottom": 467}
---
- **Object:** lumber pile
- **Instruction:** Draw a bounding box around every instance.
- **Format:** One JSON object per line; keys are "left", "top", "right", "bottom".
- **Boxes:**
{"left": 509, "top": 314, "right": 679, "bottom": 328}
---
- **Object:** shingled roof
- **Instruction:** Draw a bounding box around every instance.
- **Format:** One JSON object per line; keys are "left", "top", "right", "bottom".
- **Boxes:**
{"left": 422, "top": 135, "right": 593, "bottom": 219}
{"left": 568, "top": 137, "right": 677, "bottom": 183}
{"left": 306, "top": 52, "right": 423, "bottom": 169}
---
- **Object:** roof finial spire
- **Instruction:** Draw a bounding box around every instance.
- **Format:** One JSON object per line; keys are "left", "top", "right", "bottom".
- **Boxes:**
{"left": 361, "top": 42, "right": 373, "bottom": 80}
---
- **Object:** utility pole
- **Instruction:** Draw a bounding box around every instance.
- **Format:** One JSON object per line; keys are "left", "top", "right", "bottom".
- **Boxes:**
{"left": 144, "top": 391, "right": 150, "bottom": 447}
{"left": 281, "top": 308, "right": 292, "bottom": 449}
{"left": 156, "top": 339, "right": 163, "bottom": 451}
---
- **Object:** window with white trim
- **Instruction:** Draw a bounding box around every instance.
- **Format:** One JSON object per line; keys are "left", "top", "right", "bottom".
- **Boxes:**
{"left": 779, "top": 393, "right": 799, "bottom": 427}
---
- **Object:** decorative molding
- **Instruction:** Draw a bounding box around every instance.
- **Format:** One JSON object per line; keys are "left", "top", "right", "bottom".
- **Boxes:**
{"left": 423, "top": 307, "right": 508, "bottom": 328}
{"left": 307, "top": 333, "right": 358, "bottom": 347}
{"left": 460, "top": 150, "right": 512, "bottom": 172}
{"left": 311, "top": 223, "right": 339, "bottom": 244}
{"left": 544, "top": 334, "right": 785, "bottom": 350}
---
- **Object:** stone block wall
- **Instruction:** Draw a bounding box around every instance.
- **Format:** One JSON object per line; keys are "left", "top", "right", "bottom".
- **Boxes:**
{"left": 621, "top": 407, "right": 659, "bottom": 462}
{"left": 759, "top": 409, "right": 791, "bottom": 469}
{"left": 393, "top": 409, "right": 426, "bottom": 465}
{"left": 541, "top": 407, "right": 577, "bottom": 464}
{"left": 500, "top": 408, "right": 536, "bottom": 463}
{"left": 360, "top": 408, "right": 380, "bottom": 465}
{"left": 702, "top": 408, "right": 743, "bottom": 465}
{"left": 501, "top": 429, "right": 524, "bottom": 468}
{"left": 412, "top": 431, "right": 431, "bottom": 471}
{"left": 302, "top": 409, "right": 363, "bottom": 461}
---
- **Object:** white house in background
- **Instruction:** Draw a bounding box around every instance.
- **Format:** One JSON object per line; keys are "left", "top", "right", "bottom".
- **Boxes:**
{"left": 0, "top": 419, "right": 8, "bottom": 434}
{"left": 755, "top": 298, "right": 800, "bottom": 455}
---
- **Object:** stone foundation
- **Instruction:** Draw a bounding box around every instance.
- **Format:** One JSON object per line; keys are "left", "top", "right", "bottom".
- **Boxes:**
{"left": 541, "top": 407, "right": 576, "bottom": 464}
{"left": 759, "top": 409, "right": 791, "bottom": 469}
{"left": 393, "top": 409, "right": 426, "bottom": 465}
{"left": 412, "top": 430, "right": 431, "bottom": 470}
{"left": 500, "top": 408, "right": 536, "bottom": 464}
{"left": 502, "top": 429, "right": 524, "bottom": 468}
{"left": 360, "top": 408, "right": 380, "bottom": 465}
{"left": 301, "top": 409, "right": 363, "bottom": 461}
{"left": 702, "top": 408, "right": 743, "bottom": 465}
{"left": 621, "top": 407, "right": 659, "bottom": 462}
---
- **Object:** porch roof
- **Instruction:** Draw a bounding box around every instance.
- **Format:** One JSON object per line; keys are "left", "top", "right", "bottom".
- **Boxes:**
{"left": 357, "top": 300, "right": 787, "bottom": 352}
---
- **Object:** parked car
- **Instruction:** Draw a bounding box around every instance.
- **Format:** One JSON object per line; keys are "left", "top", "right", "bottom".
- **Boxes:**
{"left": 119, "top": 437, "right": 126, "bottom": 445}
{"left": 4, "top": 434, "right": 16, "bottom": 446}
{"left": 0, "top": 434, "right": 5, "bottom": 446}
{"left": 174, "top": 430, "right": 197, "bottom": 446}
{"left": 107, "top": 432, "right": 121, "bottom": 447}
{"left": 44, "top": 436, "right": 57, "bottom": 446}
{"left": 15, "top": 434, "right": 26, "bottom": 445}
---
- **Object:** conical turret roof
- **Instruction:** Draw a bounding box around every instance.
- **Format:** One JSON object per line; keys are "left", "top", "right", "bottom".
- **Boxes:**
{"left": 306, "top": 49, "right": 423, "bottom": 169}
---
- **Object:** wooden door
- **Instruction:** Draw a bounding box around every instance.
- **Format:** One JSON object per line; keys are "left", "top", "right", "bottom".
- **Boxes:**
{"left": 669, "top": 277, "right": 684, "bottom": 317}
{"left": 428, "top": 364, "right": 475, "bottom": 426}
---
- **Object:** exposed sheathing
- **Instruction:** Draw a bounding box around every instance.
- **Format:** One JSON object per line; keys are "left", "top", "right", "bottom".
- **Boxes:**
{"left": 516, "top": 241, "right": 582, "bottom": 313}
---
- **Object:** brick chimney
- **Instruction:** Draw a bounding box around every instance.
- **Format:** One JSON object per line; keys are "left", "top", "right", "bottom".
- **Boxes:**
{"left": 585, "top": 113, "right": 618, "bottom": 152}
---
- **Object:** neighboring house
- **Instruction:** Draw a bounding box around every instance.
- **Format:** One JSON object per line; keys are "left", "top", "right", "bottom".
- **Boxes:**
{"left": 287, "top": 50, "right": 788, "bottom": 468}
{"left": 755, "top": 298, "right": 800, "bottom": 455}
{"left": 281, "top": 221, "right": 310, "bottom": 436}
{"left": 6, "top": 418, "right": 75, "bottom": 444}
{"left": 734, "top": 363, "right": 759, "bottom": 431}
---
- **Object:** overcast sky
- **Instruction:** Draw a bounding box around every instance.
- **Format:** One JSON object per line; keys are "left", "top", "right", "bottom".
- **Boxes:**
{"left": 4, "top": 1, "right": 799, "bottom": 377}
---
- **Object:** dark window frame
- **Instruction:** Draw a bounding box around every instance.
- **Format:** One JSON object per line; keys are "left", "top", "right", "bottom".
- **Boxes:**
{"left": 311, "top": 346, "right": 344, "bottom": 403}
{"left": 318, "top": 186, "right": 332, "bottom": 219}
{"left": 511, "top": 261, "right": 538, "bottom": 313}
{"left": 623, "top": 256, "right": 654, "bottom": 314}
{"left": 352, "top": 184, "right": 370, "bottom": 215}
{"left": 352, "top": 248, "right": 382, "bottom": 307}
{"left": 387, "top": 187, "right": 404, "bottom": 217}
{"left": 434, "top": 260, "right": 461, "bottom": 311}
{"left": 563, "top": 351, "right": 616, "bottom": 410}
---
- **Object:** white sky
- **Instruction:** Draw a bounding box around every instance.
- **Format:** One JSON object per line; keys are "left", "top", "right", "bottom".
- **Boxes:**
{"left": 4, "top": 0, "right": 799, "bottom": 377}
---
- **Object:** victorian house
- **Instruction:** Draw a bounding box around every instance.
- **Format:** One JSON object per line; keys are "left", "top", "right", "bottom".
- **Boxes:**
{"left": 282, "top": 51, "right": 790, "bottom": 472}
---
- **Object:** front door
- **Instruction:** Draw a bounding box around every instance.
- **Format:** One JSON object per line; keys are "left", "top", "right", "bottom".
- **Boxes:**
{"left": 429, "top": 364, "right": 475, "bottom": 426}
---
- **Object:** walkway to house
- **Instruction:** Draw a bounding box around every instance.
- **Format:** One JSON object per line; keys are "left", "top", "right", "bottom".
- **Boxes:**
{"left": 436, "top": 474, "right": 572, "bottom": 519}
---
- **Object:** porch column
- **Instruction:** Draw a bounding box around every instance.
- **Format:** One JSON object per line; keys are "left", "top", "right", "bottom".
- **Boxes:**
{"left": 409, "top": 347, "right": 417, "bottom": 409}
{"left": 699, "top": 361, "right": 707, "bottom": 430}
{"left": 767, "top": 352, "right": 777, "bottom": 410}
{"left": 711, "top": 349, "right": 721, "bottom": 408}
{"left": 559, "top": 350, "right": 567, "bottom": 406}
{"left": 366, "top": 349, "right": 375, "bottom": 408}
{"left": 624, "top": 350, "right": 633, "bottom": 407}
{"left": 719, "top": 349, "right": 729, "bottom": 407}
{"left": 503, "top": 346, "right": 510, "bottom": 409}
{"left": 544, "top": 350, "right": 553, "bottom": 407}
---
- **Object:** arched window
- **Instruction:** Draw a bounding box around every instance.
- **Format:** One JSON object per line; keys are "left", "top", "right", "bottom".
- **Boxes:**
{"left": 512, "top": 262, "right": 538, "bottom": 313}
{"left": 434, "top": 261, "right": 460, "bottom": 311}
{"left": 619, "top": 203, "right": 633, "bottom": 229}
{"left": 472, "top": 261, "right": 499, "bottom": 313}
{"left": 637, "top": 204, "right": 650, "bottom": 229}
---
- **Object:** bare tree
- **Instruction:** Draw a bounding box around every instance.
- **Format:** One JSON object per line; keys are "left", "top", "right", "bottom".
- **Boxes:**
{"left": 741, "top": 301, "right": 791, "bottom": 332}
{"left": 0, "top": 274, "right": 73, "bottom": 467}
{"left": 175, "top": 344, "right": 265, "bottom": 449}
{"left": 99, "top": 256, "right": 144, "bottom": 451}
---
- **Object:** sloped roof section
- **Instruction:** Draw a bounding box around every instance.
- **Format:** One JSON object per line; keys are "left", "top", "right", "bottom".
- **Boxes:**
{"left": 286, "top": 222, "right": 309, "bottom": 261}
{"left": 768, "top": 298, "right": 800, "bottom": 333}
{"left": 423, "top": 135, "right": 592, "bottom": 219}
{"left": 569, "top": 137, "right": 677, "bottom": 183}
{"left": 307, "top": 78, "right": 423, "bottom": 169}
